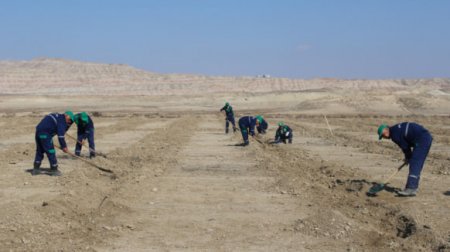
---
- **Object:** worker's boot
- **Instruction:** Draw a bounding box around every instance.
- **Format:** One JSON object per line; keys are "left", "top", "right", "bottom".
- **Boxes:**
{"left": 243, "top": 141, "right": 249, "bottom": 146}
{"left": 288, "top": 138, "right": 292, "bottom": 144}
{"left": 225, "top": 128, "right": 229, "bottom": 134}
{"left": 397, "top": 188, "right": 417, "bottom": 197}
{"left": 233, "top": 127, "right": 237, "bottom": 133}
{"left": 49, "top": 165, "right": 62, "bottom": 177}
{"left": 31, "top": 162, "right": 41, "bottom": 175}
{"left": 89, "top": 152, "right": 96, "bottom": 159}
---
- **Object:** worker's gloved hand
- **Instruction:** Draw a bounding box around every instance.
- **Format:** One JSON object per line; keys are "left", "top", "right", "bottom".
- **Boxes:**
{"left": 62, "top": 147, "right": 69, "bottom": 153}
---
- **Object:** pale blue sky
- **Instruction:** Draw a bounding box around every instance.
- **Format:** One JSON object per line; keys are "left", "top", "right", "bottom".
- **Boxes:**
{"left": 1, "top": 0, "right": 449, "bottom": 78}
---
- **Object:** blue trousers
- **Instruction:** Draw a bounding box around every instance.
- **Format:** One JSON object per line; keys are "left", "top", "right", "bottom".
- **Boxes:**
{"left": 75, "top": 128, "right": 95, "bottom": 156}
{"left": 406, "top": 133, "right": 433, "bottom": 189}
{"left": 225, "top": 115, "right": 236, "bottom": 132}
{"left": 34, "top": 132, "right": 58, "bottom": 168}
{"left": 238, "top": 121, "right": 251, "bottom": 144}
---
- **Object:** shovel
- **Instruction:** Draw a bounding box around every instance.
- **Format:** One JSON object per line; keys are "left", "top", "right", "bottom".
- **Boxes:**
{"left": 367, "top": 162, "right": 407, "bottom": 196}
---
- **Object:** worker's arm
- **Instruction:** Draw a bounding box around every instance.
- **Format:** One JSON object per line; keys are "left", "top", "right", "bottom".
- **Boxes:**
{"left": 395, "top": 141, "right": 412, "bottom": 161}
{"left": 57, "top": 119, "right": 68, "bottom": 152}
{"left": 274, "top": 129, "right": 281, "bottom": 140}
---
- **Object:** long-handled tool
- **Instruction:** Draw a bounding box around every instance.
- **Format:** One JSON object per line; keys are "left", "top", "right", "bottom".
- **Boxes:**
{"left": 66, "top": 134, "right": 107, "bottom": 158}
{"left": 367, "top": 162, "right": 407, "bottom": 196}
{"left": 55, "top": 145, "right": 114, "bottom": 174}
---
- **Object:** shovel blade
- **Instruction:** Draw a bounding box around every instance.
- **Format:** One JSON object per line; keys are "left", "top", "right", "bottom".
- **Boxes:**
{"left": 367, "top": 183, "right": 385, "bottom": 196}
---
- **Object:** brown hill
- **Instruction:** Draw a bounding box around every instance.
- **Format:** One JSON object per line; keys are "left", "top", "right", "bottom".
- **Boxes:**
{"left": 1, "top": 58, "right": 449, "bottom": 95}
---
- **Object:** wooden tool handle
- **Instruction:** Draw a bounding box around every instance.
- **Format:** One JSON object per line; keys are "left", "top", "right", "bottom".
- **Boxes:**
{"left": 383, "top": 162, "right": 408, "bottom": 184}
{"left": 55, "top": 145, "right": 114, "bottom": 174}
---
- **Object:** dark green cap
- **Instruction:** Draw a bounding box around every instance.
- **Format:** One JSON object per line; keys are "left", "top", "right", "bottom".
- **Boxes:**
{"left": 377, "top": 124, "right": 388, "bottom": 140}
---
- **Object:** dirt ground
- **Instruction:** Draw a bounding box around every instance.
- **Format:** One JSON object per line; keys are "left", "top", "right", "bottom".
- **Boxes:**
{"left": 0, "top": 92, "right": 449, "bottom": 251}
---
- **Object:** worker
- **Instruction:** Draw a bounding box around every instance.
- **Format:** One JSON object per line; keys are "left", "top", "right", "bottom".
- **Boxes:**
{"left": 74, "top": 112, "right": 96, "bottom": 158}
{"left": 220, "top": 102, "right": 237, "bottom": 134}
{"left": 378, "top": 122, "right": 433, "bottom": 196}
{"left": 238, "top": 115, "right": 264, "bottom": 146}
{"left": 32, "top": 111, "right": 74, "bottom": 176}
{"left": 274, "top": 122, "right": 293, "bottom": 144}
{"left": 256, "top": 115, "right": 268, "bottom": 134}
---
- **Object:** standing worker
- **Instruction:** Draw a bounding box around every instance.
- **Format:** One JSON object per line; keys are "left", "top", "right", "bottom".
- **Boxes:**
{"left": 238, "top": 115, "right": 264, "bottom": 146}
{"left": 378, "top": 122, "right": 433, "bottom": 196}
{"left": 220, "top": 102, "right": 237, "bottom": 134}
{"left": 32, "top": 111, "right": 74, "bottom": 176}
{"left": 274, "top": 122, "right": 293, "bottom": 144}
{"left": 74, "top": 112, "right": 96, "bottom": 158}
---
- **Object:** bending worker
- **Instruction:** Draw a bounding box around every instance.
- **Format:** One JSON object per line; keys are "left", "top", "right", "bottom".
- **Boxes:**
{"left": 74, "top": 112, "right": 96, "bottom": 158}
{"left": 33, "top": 111, "right": 74, "bottom": 176}
{"left": 238, "top": 115, "right": 264, "bottom": 146}
{"left": 378, "top": 122, "right": 433, "bottom": 197}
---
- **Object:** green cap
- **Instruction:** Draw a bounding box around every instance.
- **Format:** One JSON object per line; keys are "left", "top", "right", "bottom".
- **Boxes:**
{"left": 225, "top": 102, "right": 230, "bottom": 106}
{"left": 278, "top": 122, "right": 285, "bottom": 127}
{"left": 377, "top": 124, "right": 388, "bottom": 140}
{"left": 255, "top": 115, "right": 263, "bottom": 123}
{"left": 65, "top": 111, "right": 75, "bottom": 122}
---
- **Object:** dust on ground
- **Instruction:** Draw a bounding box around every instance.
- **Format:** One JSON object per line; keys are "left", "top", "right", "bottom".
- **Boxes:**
{"left": 0, "top": 110, "right": 449, "bottom": 251}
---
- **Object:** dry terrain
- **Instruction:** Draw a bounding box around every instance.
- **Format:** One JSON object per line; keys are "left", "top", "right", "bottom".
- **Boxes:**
{"left": 0, "top": 59, "right": 449, "bottom": 251}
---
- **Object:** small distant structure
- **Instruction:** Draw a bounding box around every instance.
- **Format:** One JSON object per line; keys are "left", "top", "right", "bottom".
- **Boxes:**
{"left": 256, "top": 74, "right": 271, "bottom": 78}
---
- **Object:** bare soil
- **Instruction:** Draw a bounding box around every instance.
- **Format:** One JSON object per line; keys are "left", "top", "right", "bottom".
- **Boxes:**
{"left": 0, "top": 110, "right": 449, "bottom": 251}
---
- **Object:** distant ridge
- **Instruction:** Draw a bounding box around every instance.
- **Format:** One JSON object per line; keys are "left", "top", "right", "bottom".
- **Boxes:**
{"left": 0, "top": 58, "right": 449, "bottom": 95}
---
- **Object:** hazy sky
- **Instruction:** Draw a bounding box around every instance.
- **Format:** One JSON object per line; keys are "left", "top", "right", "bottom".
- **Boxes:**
{"left": 1, "top": 0, "right": 449, "bottom": 78}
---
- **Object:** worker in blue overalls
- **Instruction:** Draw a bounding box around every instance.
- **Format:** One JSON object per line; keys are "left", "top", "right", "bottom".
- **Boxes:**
{"left": 274, "top": 122, "right": 293, "bottom": 144}
{"left": 74, "top": 112, "right": 96, "bottom": 158}
{"left": 238, "top": 115, "right": 265, "bottom": 146}
{"left": 33, "top": 111, "right": 74, "bottom": 176}
{"left": 220, "top": 102, "right": 237, "bottom": 134}
{"left": 378, "top": 122, "right": 433, "bottom": 196}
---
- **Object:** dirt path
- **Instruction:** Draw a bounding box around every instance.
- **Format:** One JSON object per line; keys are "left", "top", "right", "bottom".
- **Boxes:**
{"left": 101, "top": 115, "right": 314, "bottom": 251}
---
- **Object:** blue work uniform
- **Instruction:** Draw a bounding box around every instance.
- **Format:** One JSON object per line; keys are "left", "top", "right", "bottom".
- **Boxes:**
{"left": 238, "top": 116, "right": 257, "bottom": 144}
{"left": 34, "top": 113, "right": 70, "bottom": 169}
{"left": 74, "top": 113, "right": 95, "bottom": 157}
{"left": 275, "top": 125, "right": 293, "bottom": 144}
{"left": 389, "top": 122, "right": 433, "bottom": 189}
{"left": 220, "top": 105, "right": 236, "bottom": 133}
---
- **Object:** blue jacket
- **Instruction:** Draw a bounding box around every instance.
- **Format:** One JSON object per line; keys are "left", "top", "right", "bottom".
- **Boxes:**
{"left": 36, "top": 113, "right": 70, "bottom": 149}
{"left": 239, "top": 116, "right": 257, "bottom": 136}
{"left": 390, "top": 122, "right": 430, "bottom": 159}
{"left": 220, "top": 105, "right": 234, "bottom": 117}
